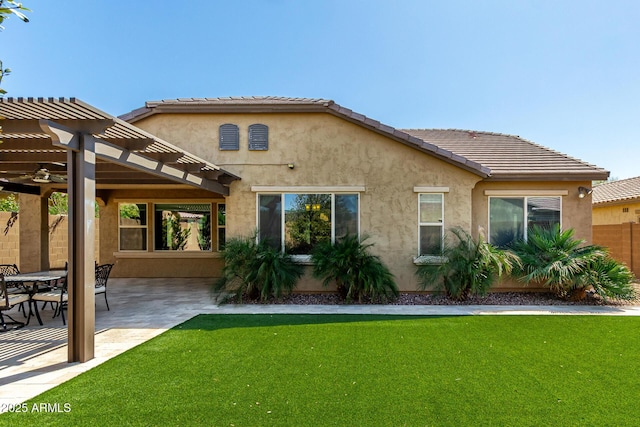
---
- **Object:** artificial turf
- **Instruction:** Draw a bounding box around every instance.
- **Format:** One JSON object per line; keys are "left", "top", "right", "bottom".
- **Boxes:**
{"left": 2, "top": 314, "right": 639, "bottom": 426}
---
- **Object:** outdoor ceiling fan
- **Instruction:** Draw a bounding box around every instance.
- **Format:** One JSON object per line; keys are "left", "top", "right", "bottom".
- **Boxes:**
{"left": 17, "top": 164, "right": 67, "bottom": 184}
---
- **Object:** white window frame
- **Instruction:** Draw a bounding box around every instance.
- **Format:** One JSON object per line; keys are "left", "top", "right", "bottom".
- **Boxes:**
{"left": 417, "top": 193, "right": 444, "bottom": 257}
{"left": 488, "top": 195, "right": 563, "bottom": 245}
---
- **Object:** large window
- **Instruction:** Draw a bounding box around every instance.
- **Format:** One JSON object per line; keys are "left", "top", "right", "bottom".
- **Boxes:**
{"left": 418, "top": 193, "right": 444, "bottom": 255}
{"left": 258, "top": 193, "right": 359, "bottom": 254}
{"left": 489, "top": 196, "right": 561, "bottom": 247}
{"left": 119, "top": 203, "right": 147, "bottom": 251}
{"left": 153, "top": 203, "right": 212, "bottom": 251}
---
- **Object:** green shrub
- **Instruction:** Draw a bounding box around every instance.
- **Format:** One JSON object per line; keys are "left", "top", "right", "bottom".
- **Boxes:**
{"left": 577, "top": 254, "right": 636, "bottom": 300}
{"left": 214, "top": 236, "right": 304, "bottom": 302}
{"left": 511, "top": 224, "right": 635, "bottom": 300}
{"left": 311, "top": 234, "right": 398, "bottom": 302}
{"left": 416, "top": 227, "right": 519, "bottom": 300}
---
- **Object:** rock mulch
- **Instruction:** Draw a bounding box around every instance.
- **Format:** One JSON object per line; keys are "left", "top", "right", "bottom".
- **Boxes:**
{"left": 235, "top": 286, "right": 640, "bottom": 306}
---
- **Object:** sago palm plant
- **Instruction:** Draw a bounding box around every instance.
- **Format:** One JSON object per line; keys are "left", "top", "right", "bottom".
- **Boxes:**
{"left": 311, "top": 234, "right": 398, "bottom": 303}
{"left": 576, "top": 254, "right": 636, "bottom": 301}
{"left": 214, "top": 236, "right": 303, "bottom": 302}
{"left": 416, "top": 227, "right": 519, "bottom": 301}
{"left": 511, "top": 224, "right": 607, "bottom": 298}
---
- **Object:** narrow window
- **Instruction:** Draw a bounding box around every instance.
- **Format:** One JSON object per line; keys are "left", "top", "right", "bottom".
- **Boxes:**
{"left": 118, "top": 203, "right": 147, "bottom": 251}
{"left": 248, "top": 124, "right": 269, "bottom": 150}
{"left": 219, "top": 124, "right": 239, "bottom": 150}
{"left": 217, "top": 203, "right": 226, "bottom": 251}
{"left": 418, "top": 194, "right": 444, "bottom": 255}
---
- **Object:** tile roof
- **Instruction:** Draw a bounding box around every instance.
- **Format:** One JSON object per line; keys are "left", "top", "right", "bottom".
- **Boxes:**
{"left": 592, "top": 176, "right": 640, "bottom": 205}
{"left": 120, "top": 97, "right": 609, "bottom": 181}
{"left": 401, "top": 129, "right": 608, "bottom": 181}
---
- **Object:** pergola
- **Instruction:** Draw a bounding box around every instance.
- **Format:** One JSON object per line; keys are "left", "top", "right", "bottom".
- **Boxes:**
{"left": 0, "top": 97, "right": 238, "bottom": 362}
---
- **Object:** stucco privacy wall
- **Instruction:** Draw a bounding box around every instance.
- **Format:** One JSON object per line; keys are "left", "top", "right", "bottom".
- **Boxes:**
{"left": 0, "top": 212, "right": 98, "bottom": 270}
{"left": 135, "top": 112, "right": 482, "bottom": 291}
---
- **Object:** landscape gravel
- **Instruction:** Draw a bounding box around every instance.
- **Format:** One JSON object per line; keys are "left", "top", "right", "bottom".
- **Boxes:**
{"left": 238, "top": 285, "right": 640, "bottom": 306}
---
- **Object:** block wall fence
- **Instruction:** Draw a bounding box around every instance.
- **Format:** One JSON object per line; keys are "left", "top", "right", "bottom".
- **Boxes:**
{"left": 0, "top": 212, "right": 99, "bottom": 270}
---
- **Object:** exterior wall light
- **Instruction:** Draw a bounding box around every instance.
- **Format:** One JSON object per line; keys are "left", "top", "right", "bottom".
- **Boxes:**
{"left": 287, "top": 163, "right": 295, "bottom": 169}
{"left": 578, "top": 186, "right": 592, "bottom": 199}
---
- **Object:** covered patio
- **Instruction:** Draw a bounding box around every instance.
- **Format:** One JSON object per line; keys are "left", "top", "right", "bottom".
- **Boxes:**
{"left": 0, "top": 97, "right": 238, "bottom": 362}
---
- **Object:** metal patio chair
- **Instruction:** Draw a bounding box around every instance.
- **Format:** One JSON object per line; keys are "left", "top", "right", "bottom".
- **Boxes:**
{"left": 1, "top": 274, "right": 31, "bottom": 331}
{"left": 95, "top": 263, "right": 114, "bottom": 311}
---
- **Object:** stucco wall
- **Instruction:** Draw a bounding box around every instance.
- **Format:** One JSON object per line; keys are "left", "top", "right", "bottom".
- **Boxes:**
{"left": 135, "top": 113, "right": 482, "bottom": 291}
{"left": 471, "top": 180, "right": 595, "bottom": 290}
{"left": 96, "top": 188, "right": 224, "bottom": 278}
{"left": 593, "top": 202, "right": 640, "bottom": 225}
{"left": 131, "top": 112, "right": 598, "bottom": 293}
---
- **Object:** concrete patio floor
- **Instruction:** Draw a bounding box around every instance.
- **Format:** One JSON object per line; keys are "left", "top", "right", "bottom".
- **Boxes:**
{"left": 1, "top": 277, "right": 640, "bottom": 412}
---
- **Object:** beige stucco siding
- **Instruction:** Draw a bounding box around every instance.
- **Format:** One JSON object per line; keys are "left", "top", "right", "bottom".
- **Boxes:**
{"left": 471, "top": 181, "right": 594, "bottom": 243}
{"left": 135, "top": 113, "right": 482, "bottom": 291}
{"left": 471, "top": 180, "right": 595, "bottom": 291}
{"left": 593, "top": 202, "right": 640, "bottom": 225}
{"left": 98, "top": 188, "right": 224, "bottom": 278}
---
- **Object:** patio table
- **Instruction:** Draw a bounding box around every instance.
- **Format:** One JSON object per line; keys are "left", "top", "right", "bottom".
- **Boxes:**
{"left": 4, "top": 271, "right": 67, "bottom": 325}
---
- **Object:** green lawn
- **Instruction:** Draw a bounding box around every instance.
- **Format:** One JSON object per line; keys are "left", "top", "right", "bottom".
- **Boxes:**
{"left": 2, "top": 315, "right": 639, "bottom": 426}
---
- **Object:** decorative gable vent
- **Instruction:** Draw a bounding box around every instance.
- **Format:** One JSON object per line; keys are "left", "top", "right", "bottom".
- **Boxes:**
{"left": 248, "top": 124, "right": 269, "bottom": 151}
{"left": 219, "top": 124, "right": 239, "bottom": 150}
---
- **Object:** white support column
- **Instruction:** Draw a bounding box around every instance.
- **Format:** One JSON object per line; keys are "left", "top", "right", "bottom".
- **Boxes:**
{"left": 67, "top": 133, "right": 96, "bottom": 363}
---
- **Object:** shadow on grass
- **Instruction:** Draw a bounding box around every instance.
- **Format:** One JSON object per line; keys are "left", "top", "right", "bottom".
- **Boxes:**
{"left": 174, "top": 313, "right": 457, "bottom": 331}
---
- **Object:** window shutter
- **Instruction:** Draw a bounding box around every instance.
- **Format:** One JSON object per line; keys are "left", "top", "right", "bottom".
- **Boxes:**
{"left": 248, "top": 124, "right": 269, "bottom": 150}
{"left": 219, "top": 124, "right": 239, "bottom": 150}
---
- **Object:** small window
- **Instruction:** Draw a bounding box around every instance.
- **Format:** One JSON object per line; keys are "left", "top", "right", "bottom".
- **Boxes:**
{"left": 419, "top": 194, "right": 444, "bottom": 255}
{"left": 248, "top": 124, "right": 269, "bottom": 150}
{"left": 118, "top": 203, "right": 147, "bottom": 251}
{"left": 219, "top": 124, "right": 239, "bottom": 150}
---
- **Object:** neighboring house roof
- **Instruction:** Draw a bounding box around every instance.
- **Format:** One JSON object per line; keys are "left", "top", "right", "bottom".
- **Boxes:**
{"left": 120, "top": 96, "right": 609, "bottom": 182}
{"left": 593, "top": 176, "right": 640, "bottom": 205}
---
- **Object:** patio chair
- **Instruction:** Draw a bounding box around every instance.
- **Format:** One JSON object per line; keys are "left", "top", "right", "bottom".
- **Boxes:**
{"left": 31, "top": 276, "right": 68, "bottom": 325}
{"left": 95, "top": 263, "right": 114, "bottom": 311}
{"left": 0, "top": 263, "right": 28, "bottom": 317}
{"left": 1, "top": 274, "right": 31, "bottom": 331}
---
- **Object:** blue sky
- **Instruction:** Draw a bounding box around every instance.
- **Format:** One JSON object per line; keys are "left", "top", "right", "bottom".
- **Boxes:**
{"left": 2, "top": 0, "right": 639, "bottom": 179}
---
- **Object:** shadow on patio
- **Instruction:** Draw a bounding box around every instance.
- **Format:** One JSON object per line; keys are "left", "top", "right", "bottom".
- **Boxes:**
{"left": 0, "top": 277, "right": 217, "bottom": 408}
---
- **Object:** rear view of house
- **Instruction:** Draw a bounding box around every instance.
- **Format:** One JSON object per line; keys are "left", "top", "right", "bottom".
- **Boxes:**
{"left": 118, "top": 97, "right": 608, "bottom": 291}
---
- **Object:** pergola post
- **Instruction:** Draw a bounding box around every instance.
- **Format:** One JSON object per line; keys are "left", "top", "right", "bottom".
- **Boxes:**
{"left": 67, "top": 133, "right": 96, "bottom": 363}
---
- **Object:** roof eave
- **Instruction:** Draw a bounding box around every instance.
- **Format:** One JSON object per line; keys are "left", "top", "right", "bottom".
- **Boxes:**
{"left": 485, "top": 171, "right": 610, "bottom": 182}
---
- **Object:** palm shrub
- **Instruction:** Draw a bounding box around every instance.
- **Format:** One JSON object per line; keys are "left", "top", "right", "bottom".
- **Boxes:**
{"left": 578, "top": 255, "right": 636, "bottom": 301}
{"left": 416, "top": 227, "right": 519, "bottom": 301}
{"left": 311, "top": 234, "right": 398, "bottom": 303}
{"left": 511, "top": 224, "right": 635, "bottom": 300}
{"left": 213, "top": 236, "right": 304, "bottom": 302}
